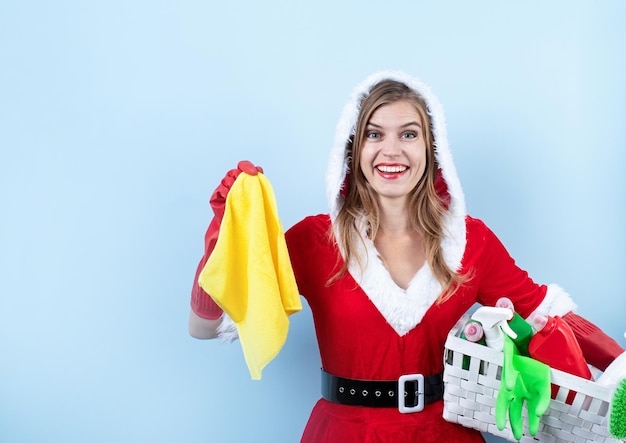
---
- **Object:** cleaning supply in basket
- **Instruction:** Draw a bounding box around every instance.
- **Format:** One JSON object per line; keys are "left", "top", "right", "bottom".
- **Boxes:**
{"left": 599, "top": 351, "right": 626, "bottom": 439}
{"left": 460, "top": 319, "right": 487, "bottom": 370}
{"left": 496, "top": 335, "right": 551, "bottom": 440}
{"left": 495, "top": 297, "right": 534, "bottom": 357}
{"left": 471, "top": 306, "right": 517, "bottom": 352}
{"left": 527, "top": 313, "right": 593, "bottom": 404}
{"left": 461, "top": 319, "right": 487, "bottom": 344}
{"left": 608, "top": 378, "right": 626, "bottom": 440}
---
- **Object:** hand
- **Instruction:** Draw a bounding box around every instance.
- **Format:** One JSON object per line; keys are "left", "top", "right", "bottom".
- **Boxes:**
{"left": 496, "top": 335, "right": 551, "bottom": 440}
{"left": 190, "top": 160, "right": 263, "bottom": 320}
{"left": 210, "top": 160, "right": 263, "bottom": 221}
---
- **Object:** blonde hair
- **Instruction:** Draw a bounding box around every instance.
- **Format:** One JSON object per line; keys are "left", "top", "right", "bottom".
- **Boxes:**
{"left": 329, "top": 80, "right": 464, "bottom": 302}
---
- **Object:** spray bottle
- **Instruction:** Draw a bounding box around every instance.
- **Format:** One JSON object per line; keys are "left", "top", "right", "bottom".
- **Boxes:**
{"left": 527, "top": 313, "right": 593, "bottom": 404}
{"left": 460, "top": 319, "right": 487, "bottom": 370}
{"left": 495, "top": 297, "right": 534, "bottom": 356}
{"left": 461, "top": 320, "right": 487, "bottom": 345}
{"left": 471, "top": 307, "right": 518, "bottom": 352}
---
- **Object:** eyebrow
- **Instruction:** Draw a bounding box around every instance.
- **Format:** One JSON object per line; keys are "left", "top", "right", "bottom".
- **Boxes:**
{"left": 366, "top": 121, "right": 422, "bottom": 129}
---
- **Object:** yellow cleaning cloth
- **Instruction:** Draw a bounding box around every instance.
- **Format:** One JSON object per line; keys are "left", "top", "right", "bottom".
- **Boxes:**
{"left": 198, "top": 172, "right": 302, "bottom": 380}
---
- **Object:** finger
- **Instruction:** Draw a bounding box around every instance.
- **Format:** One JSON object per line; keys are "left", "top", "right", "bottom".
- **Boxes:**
{"left": 222, "top": 169, "right": 240, "bottom": 187}
{"left": 535, "top": 391, "right": 550, "bottom": 417}
{"left": 509, "top": 398, "right": 524, "bottom": 441}
{"left": 238, "top": 160, "right": 259, "bottom": 175}
{"left": 209, "top": 168, "right": 241, "bottom": 218}
{"left": 503, "top": 339, "right": 518, "bottom": 390}
{"left": 495, "top": 389, "right": 512, "bottom": 430}
{"left": 526, "top": 398, "right": 541, "bottom": 436}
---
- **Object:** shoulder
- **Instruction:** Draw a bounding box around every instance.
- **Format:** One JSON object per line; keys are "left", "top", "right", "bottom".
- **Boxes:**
{"left": 464, "top": 215, "right": 504, "bottom": 250}
{"left": 463, "top": 215, "right": 513, "bottom": 262}
{"left": 285, "top": 214, "right": 337, "bottom": 288}
{"left": 286, "top": 214, "right": 331, "bottom": 238}
{"left": 465, "top": 215, "right": 492, "bottom": 238}
{"left": 285, "top": 214, "right": 332, "bottom": 252}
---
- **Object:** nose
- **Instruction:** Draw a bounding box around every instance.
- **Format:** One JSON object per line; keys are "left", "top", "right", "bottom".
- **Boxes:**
{"left": 381, "top": 138, "right": 402, "bottom": 156}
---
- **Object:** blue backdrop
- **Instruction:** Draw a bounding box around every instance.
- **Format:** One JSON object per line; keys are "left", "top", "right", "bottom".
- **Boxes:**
{"left": 1, "top": 1, "right": 624, "bottom": 442}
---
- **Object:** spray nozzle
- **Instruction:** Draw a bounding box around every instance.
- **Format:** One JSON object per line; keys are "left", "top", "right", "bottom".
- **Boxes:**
{"left": 471, "top": 306, "right": 518, "bottom": 351}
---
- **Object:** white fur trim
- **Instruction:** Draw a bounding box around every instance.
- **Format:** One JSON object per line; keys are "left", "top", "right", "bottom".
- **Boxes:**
{"left": 216, "top": 313, "right": 239, "bottom": 343}
{"left": 348, "top": 236, "right": 442, "bottom": 336}
{"left": 527, "top": 284, "right": 578, "bottom": 319}
{"left": 326, "top": 70, "right": 467, "bottom": 272}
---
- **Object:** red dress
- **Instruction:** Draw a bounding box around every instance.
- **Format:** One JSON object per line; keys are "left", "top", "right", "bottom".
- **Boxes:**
{"left": 285, "top": 214, "right": 550, "bottom": 443}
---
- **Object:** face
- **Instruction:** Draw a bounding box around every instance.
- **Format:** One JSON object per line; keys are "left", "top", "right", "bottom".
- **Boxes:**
{"left": 359, "top": 100, "right": 427, "bottom": 203}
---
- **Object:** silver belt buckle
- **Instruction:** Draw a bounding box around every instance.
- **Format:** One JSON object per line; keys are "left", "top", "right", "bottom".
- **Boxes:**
{"left": 397, "top": 373, "right": 424, "bottom": 413}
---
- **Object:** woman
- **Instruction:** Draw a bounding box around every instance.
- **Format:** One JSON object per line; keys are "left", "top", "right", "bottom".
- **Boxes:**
{"left": 189, "top": 71, "right": 624, "bottom": 442}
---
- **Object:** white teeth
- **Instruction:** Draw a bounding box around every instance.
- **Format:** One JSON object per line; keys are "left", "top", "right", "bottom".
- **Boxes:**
{"left": 376, "top": 165, "right": 407, "bottom": 173}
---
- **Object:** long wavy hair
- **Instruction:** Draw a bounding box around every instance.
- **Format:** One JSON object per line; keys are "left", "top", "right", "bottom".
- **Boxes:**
{"left": 329, "top": 79, "right": 463, "bottom": 302}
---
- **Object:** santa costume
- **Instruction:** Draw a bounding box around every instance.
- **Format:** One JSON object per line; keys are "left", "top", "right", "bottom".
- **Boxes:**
{"left": 191, "top": 71, "right": 624, "bottom": 442}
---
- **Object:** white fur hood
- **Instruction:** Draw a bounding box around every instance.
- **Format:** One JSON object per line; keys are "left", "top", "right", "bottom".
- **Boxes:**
{"left": 325, "top": 71, "right": 468, "bottom": 335}
{"left": 326, "top": 71, "right": 467, "bottom": 274}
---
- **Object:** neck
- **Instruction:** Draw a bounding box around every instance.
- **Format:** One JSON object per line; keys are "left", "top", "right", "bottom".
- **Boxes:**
{"left": 377, "top": 199, "right": 413, "bottom": 235}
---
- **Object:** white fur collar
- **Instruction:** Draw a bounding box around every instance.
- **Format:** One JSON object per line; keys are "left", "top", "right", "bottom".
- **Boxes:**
{"left": 326, "top": 71, "right": 468, "bottom": 335}
{"left": 348, "top": 236, "right": 442, "bottom": 336}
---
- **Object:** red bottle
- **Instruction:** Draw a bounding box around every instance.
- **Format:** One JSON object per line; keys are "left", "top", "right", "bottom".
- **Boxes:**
{"left": 528, "top": 314, "right": 593, "bottom": 404}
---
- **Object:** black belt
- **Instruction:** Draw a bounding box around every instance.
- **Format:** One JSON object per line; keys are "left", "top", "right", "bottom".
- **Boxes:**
{"left": 321, "top": 369, "right": 444, "bottom": 413}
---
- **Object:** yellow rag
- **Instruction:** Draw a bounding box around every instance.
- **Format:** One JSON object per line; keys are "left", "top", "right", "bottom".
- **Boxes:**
{"left": 198, "top": 172, "right": 302, "bottom": 380}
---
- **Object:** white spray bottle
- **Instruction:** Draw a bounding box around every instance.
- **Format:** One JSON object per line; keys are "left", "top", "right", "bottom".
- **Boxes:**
{"left": 471, "top": 307, "right": 518, "bottom": 352}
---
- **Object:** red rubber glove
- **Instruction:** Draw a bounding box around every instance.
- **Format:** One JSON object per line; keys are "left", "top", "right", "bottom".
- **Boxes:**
{"left": 563, "top": 312, "right": 625, "bottom": 371}
{"left": 190, "top": 161, "right": 263, "bottom": 319}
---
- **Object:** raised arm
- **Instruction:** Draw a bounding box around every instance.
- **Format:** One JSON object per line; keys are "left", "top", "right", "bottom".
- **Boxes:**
{"left": 188, "top": 161, "right": 263, "bottom": 339}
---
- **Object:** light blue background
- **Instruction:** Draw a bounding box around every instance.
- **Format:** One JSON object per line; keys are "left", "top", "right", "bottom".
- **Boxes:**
{"left": 1, "top": 1, "right": 625, "bottom": 442}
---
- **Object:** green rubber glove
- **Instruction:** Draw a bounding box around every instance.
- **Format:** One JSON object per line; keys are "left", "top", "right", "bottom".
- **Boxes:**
{"left": 496, "top": 335, "right": 551, "bottom": 440}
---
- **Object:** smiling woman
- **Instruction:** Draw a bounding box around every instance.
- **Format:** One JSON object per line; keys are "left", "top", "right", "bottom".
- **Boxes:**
{"left": 188, "top": 71, "right": 625, "bottom": 443}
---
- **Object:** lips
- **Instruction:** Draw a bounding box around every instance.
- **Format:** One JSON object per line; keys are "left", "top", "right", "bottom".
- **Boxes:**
{"left": 376, "top": 165, "right": 408, "bottom": 173}
{"left": 375, "top": 164, "right": 408, "bottom": 179}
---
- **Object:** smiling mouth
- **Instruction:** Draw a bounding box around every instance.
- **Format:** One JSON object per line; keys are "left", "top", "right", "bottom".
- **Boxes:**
{"left": 376, "top": 165, "right": 408, "bottom": 173}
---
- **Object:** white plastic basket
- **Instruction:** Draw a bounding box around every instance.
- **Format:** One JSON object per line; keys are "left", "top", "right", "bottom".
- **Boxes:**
{"left": 443, "top": 324, "right": 622, "bottom": 442}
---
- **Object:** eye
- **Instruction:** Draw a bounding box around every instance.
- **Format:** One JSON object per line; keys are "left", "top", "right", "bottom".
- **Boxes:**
{"left": 366, "top": 131, "right": 381, "bottom": 140}
{"left": 401, "top": 131, "right": 418, "bottom": 139}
